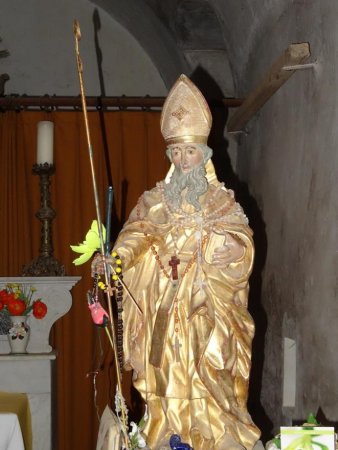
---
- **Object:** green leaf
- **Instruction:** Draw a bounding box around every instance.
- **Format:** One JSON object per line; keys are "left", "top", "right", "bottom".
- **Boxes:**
{"left": 272, "top": 437, "right": 281, "bottom": 449}
{"left": 307, "top": 413, "right": 319, "bottom": 425}
{"left": 25, "top": 305, "right": 33, "bottom": 315}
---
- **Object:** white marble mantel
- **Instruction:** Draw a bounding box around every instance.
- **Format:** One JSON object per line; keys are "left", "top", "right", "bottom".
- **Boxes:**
{"left": 0, "top": 276, "right": 80, "bottom": 450}
{"left": 0, "top": 352, "right": 57, "bottom": 450}
{"left": 0, "top": 276, "right": 80, "bottom": 353}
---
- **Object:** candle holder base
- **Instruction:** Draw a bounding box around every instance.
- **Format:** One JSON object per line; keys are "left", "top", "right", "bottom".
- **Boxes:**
{"left": 22, "top": 256, "right": 65, "bottom": 277}
{"left": 22, "top": 160, "right": 66, "bottom": 277}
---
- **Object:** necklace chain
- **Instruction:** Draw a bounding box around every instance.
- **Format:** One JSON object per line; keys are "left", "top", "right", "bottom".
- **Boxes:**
{"left": 136, "top": 198, "right": 208, "bottom": 280}
{"left": 136, "top": 189, "right": 212, "bottom": 362}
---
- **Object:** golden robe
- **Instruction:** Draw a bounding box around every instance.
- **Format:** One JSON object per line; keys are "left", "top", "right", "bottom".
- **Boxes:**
{"left": 114, "top": 182, "right": 260, "bottom": 450}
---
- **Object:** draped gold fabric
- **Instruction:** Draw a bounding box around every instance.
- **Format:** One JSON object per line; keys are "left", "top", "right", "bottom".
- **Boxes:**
{"left": 114, "top": 182, "right": 260, "bottom": 449}
{"left": 0, "top": 110, "right": 168, "bottom": 450}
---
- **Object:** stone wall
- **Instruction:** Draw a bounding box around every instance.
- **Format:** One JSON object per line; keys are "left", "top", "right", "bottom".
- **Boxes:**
{"left": 236, "top": 0, "right": 338, "bottom": 437}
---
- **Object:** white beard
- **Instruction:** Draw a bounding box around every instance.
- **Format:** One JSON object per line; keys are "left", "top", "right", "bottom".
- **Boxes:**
{"left": 164, "top": 164, "right": 208, "bottom": 211}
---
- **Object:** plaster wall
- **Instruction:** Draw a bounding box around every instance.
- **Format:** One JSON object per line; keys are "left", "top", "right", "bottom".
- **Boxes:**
{"left": 0, "top": 0, "right": 167, "bottom": 96}
{"left": 237, "top": 0, "right": 338, "bottom": 435}
{"left": 211, "top": 0, "right": 293, "bottom": 92}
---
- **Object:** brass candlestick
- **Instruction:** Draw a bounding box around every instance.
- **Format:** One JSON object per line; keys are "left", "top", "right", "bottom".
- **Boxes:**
{"left": 22, "top": 163, "right": 65, "bottom": 276}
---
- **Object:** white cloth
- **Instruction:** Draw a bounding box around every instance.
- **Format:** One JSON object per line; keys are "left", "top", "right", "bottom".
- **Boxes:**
{"left": 0, "top": 413, "right": 25, "bottom": 450}
{"left": 96, "top": 405, "right": 122, "bottom": 450}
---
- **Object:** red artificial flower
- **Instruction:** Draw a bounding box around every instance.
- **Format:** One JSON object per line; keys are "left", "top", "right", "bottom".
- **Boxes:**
{"left": 0, "top": 291, "right": 15, "bottom": 306}
{"left": 7, "top": 298, "right": 26, "bottom": 316}
{"left": 33, "top": 300, "right": 47, "bottom": 319}
{"left": 0, "top": 300, "right": 3, "bottom": 311}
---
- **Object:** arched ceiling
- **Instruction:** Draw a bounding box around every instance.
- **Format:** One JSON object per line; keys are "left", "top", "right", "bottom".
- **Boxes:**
{"left": 91, "top": 0, "right": 189, "bottom": 88}
{"left": 91, "top": 0, "right": 292, "bottom": 95}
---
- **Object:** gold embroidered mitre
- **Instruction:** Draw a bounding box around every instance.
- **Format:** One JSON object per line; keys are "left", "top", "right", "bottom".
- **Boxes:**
{"left": 160, "top": 74, "right": 212, "bottom": 145}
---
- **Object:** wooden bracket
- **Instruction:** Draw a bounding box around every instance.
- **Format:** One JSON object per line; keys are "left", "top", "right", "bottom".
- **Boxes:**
{"left": 0, "top": 50, "right": 9, "bottom": 59}
{"left": 0, "top": 37, "right": 9, "bottom": 59}
{"left": 227, "top": 42, "right": 311, "bottom": 133}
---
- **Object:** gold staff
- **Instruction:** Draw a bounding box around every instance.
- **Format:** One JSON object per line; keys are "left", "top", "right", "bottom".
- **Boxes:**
{"left": 73, "top": 20, "right": 130, "bottom": 447}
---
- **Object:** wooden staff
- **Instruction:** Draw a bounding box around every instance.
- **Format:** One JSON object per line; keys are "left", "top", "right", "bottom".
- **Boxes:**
{"left": 73, "top": 20, "right": 130, "bottom": 446}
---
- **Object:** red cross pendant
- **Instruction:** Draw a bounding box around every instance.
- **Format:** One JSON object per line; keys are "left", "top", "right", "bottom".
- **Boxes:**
{"left": 169, "top": 255, "right": 180, "bottom": 280}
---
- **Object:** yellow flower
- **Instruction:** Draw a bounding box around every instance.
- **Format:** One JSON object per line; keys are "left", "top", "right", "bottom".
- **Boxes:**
{"left": 70, "top": 220, "right": 107, "bottom": 266}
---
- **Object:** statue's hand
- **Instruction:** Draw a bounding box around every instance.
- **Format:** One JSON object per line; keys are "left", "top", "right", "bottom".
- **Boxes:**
{"left": 91, "top": 253, "right": 114, "bottom": 276}
{"left": 211, "top": 234, "right": 244, "bottom": 268}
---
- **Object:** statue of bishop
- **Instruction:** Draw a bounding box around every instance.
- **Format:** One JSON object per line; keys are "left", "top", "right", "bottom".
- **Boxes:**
{"left": 112, "top": 75, "right": 260, "bottom": 450}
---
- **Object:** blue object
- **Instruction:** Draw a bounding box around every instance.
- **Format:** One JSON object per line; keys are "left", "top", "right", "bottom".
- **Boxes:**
{"left": 169, "top": 434, "right": 192, "bottom": 449}
{"left": 104, "top": 186, "right": 113, "bottom": 255}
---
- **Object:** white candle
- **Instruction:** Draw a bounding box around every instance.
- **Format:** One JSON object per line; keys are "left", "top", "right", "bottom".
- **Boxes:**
{"left": 37, "top": 121, "right": 54, "bottom": 164}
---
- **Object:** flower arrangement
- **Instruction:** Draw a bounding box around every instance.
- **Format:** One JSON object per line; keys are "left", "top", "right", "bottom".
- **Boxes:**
{"left": 0, "top": 284, "right": 47, "bottom": 319}
{"left": 129, "top": 419, "right": 147, "bottom": 449}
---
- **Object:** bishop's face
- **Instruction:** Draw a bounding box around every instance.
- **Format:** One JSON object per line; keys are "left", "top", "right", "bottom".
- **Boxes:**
{"left": 169, "top": 144, "right": 204, "bottom": 174}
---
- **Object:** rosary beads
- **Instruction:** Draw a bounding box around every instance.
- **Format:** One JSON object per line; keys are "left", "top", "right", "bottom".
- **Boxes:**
{"left": 111, "top": 252, "right": 124, "bottom": 371}
{"left": 97, "top": 252, "right": 124, "bottom": 371}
